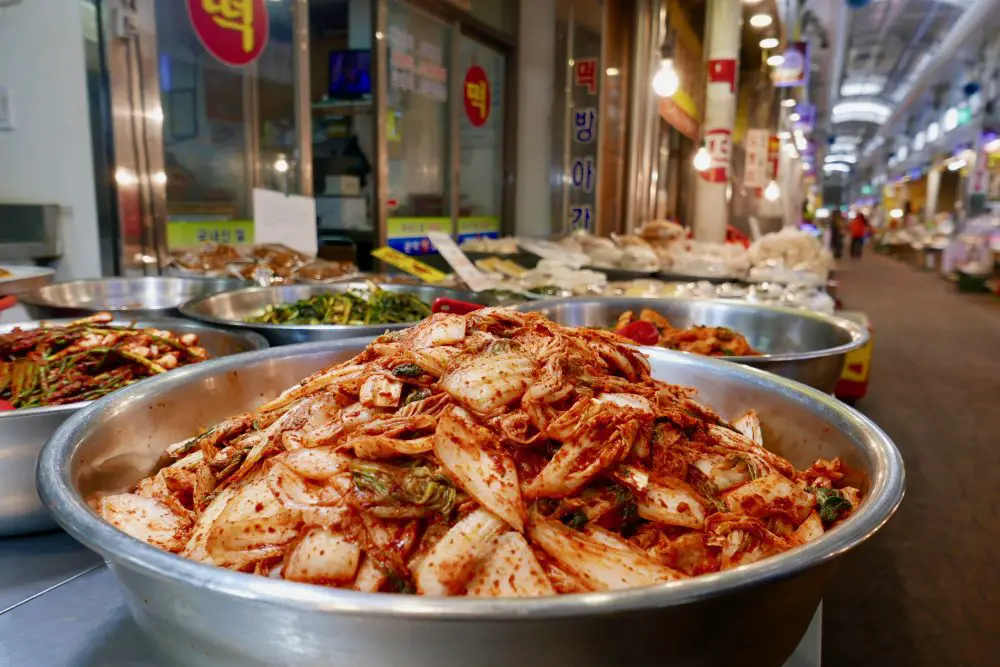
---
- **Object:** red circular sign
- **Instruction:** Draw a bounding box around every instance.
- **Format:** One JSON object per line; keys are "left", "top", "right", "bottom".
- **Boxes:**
{"left": 463, "top": 65, "right": 491, "bottom": 127}
{"left": 187, "top": 0, "right": 269, "bottom": 68}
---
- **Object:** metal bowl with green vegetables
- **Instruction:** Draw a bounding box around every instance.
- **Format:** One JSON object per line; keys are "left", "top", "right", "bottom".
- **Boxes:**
{"left": 179, "top": 282, "right": 500, "bottom": 346}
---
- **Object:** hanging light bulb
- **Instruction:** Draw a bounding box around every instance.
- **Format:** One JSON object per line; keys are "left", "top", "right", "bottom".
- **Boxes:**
{"left": 764, "top": 180, "right": 781, "bottom": 201}
{"left": 652, "top": 58, "right": 680, "bottom": 97}
{"left": 693, "top": 146, "right": 711, "bottom": 171}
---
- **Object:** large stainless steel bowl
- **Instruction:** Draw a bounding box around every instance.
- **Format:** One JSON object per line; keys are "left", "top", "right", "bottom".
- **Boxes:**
{"left": 0, "top": 318, "right": 266, "bottom": 536}
{"left": 38, "top": 340, "right": 904, "bottom": 667}
{"left": 516, "top": 297, "right": 868, "bottom": 393}
{"left": 19, "top": 276, "right": 250, "bottom": 319}
{"left": 179, "top": 282, "right": 498, "bottom": 346}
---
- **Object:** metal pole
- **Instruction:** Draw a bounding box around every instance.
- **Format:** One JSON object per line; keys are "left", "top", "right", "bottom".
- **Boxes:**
{"left": 691, "top": 0, "right": 741, "bottom": 242}
{"left": 292, "top": 0, "right": 313, "bottom": 197}
{"left": 373, "top": 0, "right": 389, "bottom": 249}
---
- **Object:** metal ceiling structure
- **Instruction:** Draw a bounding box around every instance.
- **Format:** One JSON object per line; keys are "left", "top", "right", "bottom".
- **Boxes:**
{"left": 810, "top": 0, "right": 1000, "bottom": 184}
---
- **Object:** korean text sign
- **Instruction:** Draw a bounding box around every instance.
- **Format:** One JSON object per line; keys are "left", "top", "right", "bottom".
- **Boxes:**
{"left": 188, "top": 0, "right": 269, "bottom": 67}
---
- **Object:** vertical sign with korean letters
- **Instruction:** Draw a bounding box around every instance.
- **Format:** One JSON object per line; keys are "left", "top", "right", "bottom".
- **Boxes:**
{"left": 568, "top": 55, "right": 599, "bottom": 231}
{"left": 744, "top": 129, "right": 769, "bottom": 189}
{"left": 188, "top": 0, "right": 269, "bottom": 67}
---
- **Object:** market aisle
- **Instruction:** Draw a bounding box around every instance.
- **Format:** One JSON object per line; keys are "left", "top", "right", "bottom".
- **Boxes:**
{"left": 822, "top": 253, "right": 1000, "bottom": 667}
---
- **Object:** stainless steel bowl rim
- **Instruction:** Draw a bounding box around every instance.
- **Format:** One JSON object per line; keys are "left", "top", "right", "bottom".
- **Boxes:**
{"left": 19, "top": 276, "right": 251, "bottom": 311}
{"left": 518, "top": 297, "right": 870, "bottom": 363}
{"left": 0, "top": 317, "right": 268, "bottom": 419}
{"left": 38, "top": 339, "right": 904, "bottom": 620}
{"left": 179, "top": 283, "right": 489, "bottom": 334}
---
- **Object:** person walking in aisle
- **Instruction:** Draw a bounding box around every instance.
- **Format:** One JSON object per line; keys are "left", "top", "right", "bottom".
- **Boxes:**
{"left": 830, "top": 211, "right": 844, "bottom": 259}
{"left": 849, "top": 211, "right": 871, "bottom": 259}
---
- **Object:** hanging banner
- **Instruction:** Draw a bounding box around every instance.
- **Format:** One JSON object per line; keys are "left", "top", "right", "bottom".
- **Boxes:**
{"left": 188, "top": 0, "right": 269, "bottom": 68}
{"left": 744, "top": 129, "right": 769, "bottom": 189}
{"left": 971, "top": 138, "right": 990, "bottom": 196}
{"left": 773, "top": 41, "right": 809, "bottom": 88}
{"left": 462, "top": 65, "right": 491, "bottom": 127}
{"left": 699, "top": 128, "right": 732, "bottom": 183}
{"left": 768, "top": 134, "right": 780, "bottom": 179}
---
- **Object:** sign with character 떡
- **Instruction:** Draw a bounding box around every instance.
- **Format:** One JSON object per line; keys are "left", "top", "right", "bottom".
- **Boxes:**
{"left": 188, "top": 0, "right": 269, "bottom": 68}
{"left": 463, "top": 65, "right": 491, "bottom": 127}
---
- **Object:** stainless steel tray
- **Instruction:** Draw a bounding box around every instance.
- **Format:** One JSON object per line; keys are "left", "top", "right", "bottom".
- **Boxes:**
{"left": 515, "top": 297, "right": 868, "bottom": 393}
{"left": 38, "top": 340, "right": 902, "bottom": 667}
{"left": 0, "top": 318, "right": 267, "bottom": 536}
{"left": 179, "top": 282, "right": 498, "bottom": 346}
{"left": 0, "top": 265, "right": 56, "bottom": 294}
{"left": 19, "top": 276, "right": 251, "bottom": 319}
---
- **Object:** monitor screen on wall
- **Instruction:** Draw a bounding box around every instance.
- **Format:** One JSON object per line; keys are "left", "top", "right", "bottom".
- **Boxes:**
{"left": 329, "top": 50, "right": 372, "bottom": 98}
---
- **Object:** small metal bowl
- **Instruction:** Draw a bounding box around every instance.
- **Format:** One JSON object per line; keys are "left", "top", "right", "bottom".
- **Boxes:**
{"left": 515, "top": 297, "right": 868, "bottom": 393}
{"left": 0, "top": 318, "right": 267, "bottom": 536}
{"left": 19, "top": 276, "right": 251, "bottom": 320}
{"left": 38, "top": 340, "right": 903, "bottom": 667}
{"left": 180, "top": 282, "right": 499, "bottom": 346}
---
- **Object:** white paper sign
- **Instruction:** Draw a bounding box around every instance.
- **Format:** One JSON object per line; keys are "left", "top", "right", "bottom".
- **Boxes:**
{"left": 744, "top": 129, "right": 769, "bottom": 189}
{"left": 252, "top": 188, "right": 318, "bottom": 256}
{"left": 426, "top": 231, "right": 494, "bottom": 292}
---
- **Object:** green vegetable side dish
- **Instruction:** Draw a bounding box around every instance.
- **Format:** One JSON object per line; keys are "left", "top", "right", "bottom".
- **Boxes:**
{"left": 247, "top": 287, "right": 433, "bottom": 326}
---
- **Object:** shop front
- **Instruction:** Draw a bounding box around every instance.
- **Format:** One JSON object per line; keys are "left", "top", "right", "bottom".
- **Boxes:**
{"left": 91, "top": 0, "right": 517, "bottom": 274}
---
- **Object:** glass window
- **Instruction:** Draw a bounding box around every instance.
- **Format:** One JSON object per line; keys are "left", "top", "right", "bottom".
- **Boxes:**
{"left": 156, "top": 0, "right": 303, "bottom": 249}
{"left": 385, "top": 0, "right": 453, "bottom": 255}
{"left": 457, "top": 35, "right": 505, "bottom": 244}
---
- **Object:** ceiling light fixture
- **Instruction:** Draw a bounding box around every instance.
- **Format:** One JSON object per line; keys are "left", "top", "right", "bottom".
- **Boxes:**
{"left": 760, "top": 37, "right": 779, "bottom": 49}
{"left": 789, "top": 112, "right": 801, "bottom": 122}
{"left": 781, "top": 98, "right": 796, "bottom": 108}
{"left": 652, "top": 58, "right": 680, "bottom": 97}
{"left": 749, "top": 13, "right": 773, "bottom": 28}
{"left": 693, "top": 146, "right": 711, "bottom": 172}
{"left": 767, "top": 54, "right": 785, "bottom": 67}
{"left": 763, "top": 180, "right": 781, "bottom": 201}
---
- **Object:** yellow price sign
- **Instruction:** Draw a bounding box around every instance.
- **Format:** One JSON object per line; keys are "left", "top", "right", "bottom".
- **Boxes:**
{"left": 371, "top": 247, "right": 447, "bottom": 283}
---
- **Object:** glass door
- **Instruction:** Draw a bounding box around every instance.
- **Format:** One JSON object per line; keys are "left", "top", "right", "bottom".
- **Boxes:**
{"left": 383, "top": 0, "right": 453, "bottom": 255}
{"left": 102, "top": 0, "right": 311, "bottom": 273}
{"left": 455, "top": 34, "right": 505, "bottom": 245}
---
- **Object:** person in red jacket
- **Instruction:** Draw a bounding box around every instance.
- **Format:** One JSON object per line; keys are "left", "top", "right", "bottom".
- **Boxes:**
{"left": 849, "top": 212, "right": 871, "bottom": 259}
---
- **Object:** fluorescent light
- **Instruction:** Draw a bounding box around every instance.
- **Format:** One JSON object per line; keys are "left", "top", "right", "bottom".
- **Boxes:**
{"left": 832, "top": 100, "right": 892, "bottom": 124}
{"left": 825, "top": 154, "right": 857, "bottom": 164}
{"left": 943, "top": 107, "right": 959, "bottom": 132}
{"left": 890, "top": 208, "right": 904, "bottom": 219}
{"left": 767, "top": 54, "right": 785, "bottom": 66}
{"left": 816, "top": 207, "right": 831, "bottom": 218}
{"left": 927, "top": 122, "right": 940, "bottom": 142}
{"left": 840, "top": 80, "right": 886, "bottom": 97}
{"left": 606, "top": 67, "right": 621, "bottom": 76}
{"left": 778, "top": 131, "right": 791, "bottom": 140}
{"left": 781, "top": 99, "right": 796, "bottom": 108}
{"left": 760, "top": 37, "right": 779, "bottom": 49}
{"left": 823, "top": 163, "right": 851, "bottom": 173}
{"left": 749, "top": 13, "right": 773, "bottom": 28}
{"left": 789, "top": 112, "right": 801, "bottom": 122}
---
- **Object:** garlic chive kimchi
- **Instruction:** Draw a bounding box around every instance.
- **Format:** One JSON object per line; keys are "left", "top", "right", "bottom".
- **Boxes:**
{"left": 97, "top": 309, "right": 860, "bottom": 596}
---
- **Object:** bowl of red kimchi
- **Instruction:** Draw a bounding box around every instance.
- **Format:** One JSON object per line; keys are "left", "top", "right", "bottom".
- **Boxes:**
{"left": 516, "top": 297, "right": 868, "bottom": 394}
{"left": 38, "top": 309, "right": 903, "bottom": 667}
